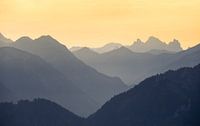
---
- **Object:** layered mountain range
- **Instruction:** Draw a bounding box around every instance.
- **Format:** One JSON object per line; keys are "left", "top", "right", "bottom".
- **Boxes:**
{"left": 70, "top": 36, "right": 183, "bottom": 53}
{"left": 0, "top": 32, "right": 199, "bottom": 126}
{"left": 74, "top": 43, "right": 200, "bottom": 85}
{"left": 1, "top": 64, "right": 199, "bottom": 126}
{"left": 0, "top": 33, "right": 126, "bottom": 117}
{"left": 86, "top": 64, "right": 200, "bottom": 126}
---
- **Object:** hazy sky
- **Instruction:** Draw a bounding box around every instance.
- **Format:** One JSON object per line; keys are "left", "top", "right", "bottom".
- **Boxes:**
{"left": 0, "top": 0, "right": 200, "bottom": 49}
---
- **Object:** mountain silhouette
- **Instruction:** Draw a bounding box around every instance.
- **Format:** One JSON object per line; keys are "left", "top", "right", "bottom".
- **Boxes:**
{"left": 70, "top": 36, "right": 182, "bottom": 54}
{"left": 0, "top": 47, "right": 99, "bottom": 117}
{"left": 74, "top": 46, "right": 156, "bottom": 84}
{"left": 73, "top": 47, "right": 100, "bottom": 62}
{"left": 0, "top": 98, "right": 83, "bottom": 126}
{"left": 92, "top": 43, "right": 122, "bottom": 53}
{"left": 86, "top": 64, "right": 200, "bottom": 126}
{"left": 128, "top": 36, "right": 183, "bottom": 52}
{"left": 70, "top": 43, "right": 123, "bottom": 54}
{"left": 1, "top": 64, "right": 200, "bottom": 126}
{"left": 10, "top": 35, "right": 127, "bottom": 116}
{"left": 74, "top": 43, "right": 200, "bottom": 85}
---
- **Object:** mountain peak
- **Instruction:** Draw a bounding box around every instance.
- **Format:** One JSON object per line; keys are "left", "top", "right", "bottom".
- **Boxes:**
{"left": 36, "top": 35, "right": 57, "bottom": 42}
{"left": 16, "top": 36, "right": 33, "bottom": 42}
{"left": 108, "top": 46, "right": 133, "bottom": 55}
{"left": 34, "top": 35, "right": 67, "bottom": 49}
{"left": 92, "top": 43, "right": 122, "bottom": 53}
{"left": 76, "top": 47, "right": 96, "bottom": 54}
{"left": 103, "top": 43, "right": 122, "bottom": 48}
{"left": 133, "top": 39, "right": 143, "bottom": 45}
{"left": 168, "top": 39, "right": 183, "bottom": 51}
{"left": 169, "top": 39, "right": 180, "bottom": 45}
{"left": 128, "top": 36, "right": 184, "bottom": 53}
{"left": 74, "top": 47, "right": 99, "bottom": 58}
{"left": 146, "top": 36, "right": 165, "bottom": 45}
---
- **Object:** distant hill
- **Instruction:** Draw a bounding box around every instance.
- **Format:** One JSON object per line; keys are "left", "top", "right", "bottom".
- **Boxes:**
{"left": 74, "top": 43, "right": 200, "bottom": 85}
{"left": 73, "top": 47, "right": 100, "bottom": 61}
{"left": 0, "top": 47, "right": 98, "bottom": 117}
{"left": 86, "top": 64, "right": 200, "bottom": 126}
{"left": 70, "top": 43, "right": 122, "bottom": 54}
{"left": 0, "top": 98, "right": 83, "bottom": 126}
{"left": 92, "top": 43, "right": 122, "bottom": 53}
{"left": 10, "top": 35, "right": 127, "bottom": 116}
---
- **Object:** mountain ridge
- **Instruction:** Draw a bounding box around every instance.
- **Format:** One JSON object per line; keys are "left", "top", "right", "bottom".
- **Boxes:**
{"left": 0, "top": 47, "right": 99, "bottom": 117}
{"left": 74, "top": 43, "right": 200, "bottom": 85}
{"left": 86, "top": 64, "right": 200, "bottom": 126}
{"left": 0, "top": 34, "right": 128, "bottom": 117}
{"left": 70, "top": 36, "right": 183, "bottom": 54}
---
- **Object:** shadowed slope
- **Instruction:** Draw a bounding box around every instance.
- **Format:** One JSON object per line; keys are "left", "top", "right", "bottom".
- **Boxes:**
{"left": 12, "top": 35, "right": 127, "bottom": 116}
{"left": 86, "top": 64, "right": 200, "bottom": 126}
{"left": 0, "top": 47, "right": 98, "bottom": 117}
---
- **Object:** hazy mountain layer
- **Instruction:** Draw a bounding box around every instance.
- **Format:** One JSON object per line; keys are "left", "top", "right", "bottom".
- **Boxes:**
{"left": 1, "top": 64, "right": 199, "bottom": 126}
{"left": 0, "top": 47, "right": 99, "bottom": 117}
{"left": 10, "top": 35, "right": 127, "bottom": 116}
{"left": 91, "top": 43, "right": 122, "bottom": 53}
{"left": 74, "top": 44, "right": 200, "bottom": 85}
{"left": 71, "top": 36, "right": 182, "bottom": 54}
{"left": 86, "top": 64, "right": 200, "bottom": 126}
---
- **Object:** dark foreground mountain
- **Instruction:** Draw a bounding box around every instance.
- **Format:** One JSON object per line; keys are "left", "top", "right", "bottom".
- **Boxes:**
{"left": 0, "top": 47, "right": 98, "bottom": 117}
{"left": 86, "top": 64, "right": 200, "bottom": 126}
{"left": 0, "top": 99, "right": 83, "bottom": 126}
{"left": 11, "top": 35, "right": 126, "bottom": 116}
{"left": 74, "top": 44, "right": 200, "bottom": 85}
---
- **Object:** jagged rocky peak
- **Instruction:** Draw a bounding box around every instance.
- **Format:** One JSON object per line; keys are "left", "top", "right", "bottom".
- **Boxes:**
{"left": 168, "top": 39, "right": 183, "bottom": 52}
{"left": 169, "top": 39, "right": 181, "bottom": 45}
{"left": 133, "top": 38, "right": 143, "bottom": 45}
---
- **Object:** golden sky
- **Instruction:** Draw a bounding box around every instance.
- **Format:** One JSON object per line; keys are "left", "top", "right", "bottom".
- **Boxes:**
{"left": 0, "top": 0, "right": 200, "bottom": 49}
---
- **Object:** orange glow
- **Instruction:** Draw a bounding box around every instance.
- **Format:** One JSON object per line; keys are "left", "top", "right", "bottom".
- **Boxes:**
{"left": 0, "top": 0, "right": 200, "bottom": 49}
